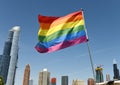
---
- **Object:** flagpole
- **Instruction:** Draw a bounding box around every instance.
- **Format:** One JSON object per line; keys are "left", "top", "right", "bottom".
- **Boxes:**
{"left": 86, "top": 41, "right": 96, "bottom": 80}
{"left": 81, "top": 9, "right": 96, "bottom": 80}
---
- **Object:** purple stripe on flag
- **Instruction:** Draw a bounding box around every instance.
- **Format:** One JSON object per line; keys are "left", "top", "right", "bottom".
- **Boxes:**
{"left": 35, "top": 35, "right": 87, "bottom": 53}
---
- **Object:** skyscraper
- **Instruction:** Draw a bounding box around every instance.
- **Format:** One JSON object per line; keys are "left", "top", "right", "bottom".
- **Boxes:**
{"left": 95, "top": 66, "right": 104, "bottom": 83}
{"left": 23, "top": 64, "right": 30, "bottom": 85}
{"left": 0, "top": 29, "right": 14, "bottom": 83}
{"left": 61, "top": 76, "right": 68, "bottom": 85}
{"left": 6, "top": 26, "right": 20, "bottom": 85}
{"left": 113, "top": 59, "right": 120, "bottom": 80}
{"left": 38, "top": 69, "right": 50, "bottom": 85}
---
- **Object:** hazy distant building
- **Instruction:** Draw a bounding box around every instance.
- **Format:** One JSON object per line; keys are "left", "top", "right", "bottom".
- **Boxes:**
{"left": 61, "top": 76, "right": 68, "bottom": 85}
{"left": 87, "top": 78, "right": 95, "bottom": 85}
{"left": 106, "top": 74, "right": 110, "bottom": 81}
{"left": 38, "top": 69, "right": 50, "bottom": 85}
{"left": 72, "top": 79, "right": 84, "bottom": 85}
{"left": 23, "top": 64, "right": 30, "bottom": 85}
{"left": 6, "top": 26, "right": 21, "bottom": 85}
{"left": 0, "top": 29, "right": 14, "bottom": 84}
{"left": 113, "top": 59, "right": 120, "bottom": 80}
{"left": 95, "top": 66, "right": 104, "bottom": 83}
{"left": 29, "top": 79, "right": 33, "bottom": 85}
{"left": 51, "top": 78, "right": 56, "bottom": 85}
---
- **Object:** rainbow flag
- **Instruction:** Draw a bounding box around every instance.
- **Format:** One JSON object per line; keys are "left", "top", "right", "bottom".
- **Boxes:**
{"left": 35, "top": 10, "right": 88, "bottom": 53}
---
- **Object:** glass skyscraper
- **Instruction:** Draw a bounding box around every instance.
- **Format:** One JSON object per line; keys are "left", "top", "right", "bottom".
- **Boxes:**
{"left": 113, "top": 59, "right": 120, "bottom": 80}
{"left": 0, "top": 27, "right": 20, "bottom": 85}
{"left": 95, "top": 66, "right": 104, "bottom": 83}
{"left": 0, "top": 30, "right": 13, "bottom": 83}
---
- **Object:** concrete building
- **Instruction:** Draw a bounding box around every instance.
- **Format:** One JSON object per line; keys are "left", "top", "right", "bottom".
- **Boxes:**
{"left": 6, "top": 26, "right": 20, "bottom": 85}
{"left": 72, "top": 79, "right": 84, "bottom": 85}
{"left": 51, "top": 77, "right": 56, "bottom": 85}
{"left": 29, "top": 79, "right": 33, "bottom": 85}
{"left": 0, "top": 29, "right": 14, "bottom": 84}
{"left": 87, "top": 78, "right": 95, "bottom": 85}
{"left": 61, "top": 76, "right": 68, "bottom": 85}
{"left": 23, "top": 64, "right": 30, "bottom": 85}
{"left": 38, "top": 69, "right": 50, "bottom": 85}
{"left": 106, "top": 74, "right": 110, "bottom": 81}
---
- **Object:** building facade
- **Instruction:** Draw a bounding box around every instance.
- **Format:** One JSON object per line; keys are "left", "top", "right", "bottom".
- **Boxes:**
{"left": 106, "top": 74, "right": 110, "bottom": 81}
{"left": 87, "top": 78, "right": 95, "bottom": 85}
{"left": 113, "top": 59, "right": 120, "bottom": 80}
{"left": 29, "top": 79, "right": 33, "bottom": 85}
{"left": 95, "top": 66, "right": 104, "bottom": 83}
{"left": 6, "top": 26, "right": 20, "bottom": 85}
{"left": 38, "top": 69, "right": 50, "bottom": 85}
{"left": 61, "top": 76, "right": 68, "bottom": 85}
{"left": 0, "top": 30, "right": 14, "bottom": 83}
{"left": 23, "top": 64, "right": 30, "bottom": 85}
{"left": 72, "top": 79, "right": 84, "bottom": 85}
{"left": 51, "top": 78, "right": 56, "bottom": 85}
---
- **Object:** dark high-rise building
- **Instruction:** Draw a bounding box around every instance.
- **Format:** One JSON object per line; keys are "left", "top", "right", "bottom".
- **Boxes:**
{"left": 0, "top": 30, "right": 13, "bottom": 83}
{"left": 113, "top": 59, "right": 120, "bottom": 80}
{"left": 95, "top": 66, "right": 104, "bottom": 83}
{"left": 61, "top": 76, "right": 68, "bottom": 85}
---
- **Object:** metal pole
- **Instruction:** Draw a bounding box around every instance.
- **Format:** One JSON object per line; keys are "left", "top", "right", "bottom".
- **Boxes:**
{"left": 86, "top": 41, "right": 96, "bottom": 80}
{"left": 81, "top": 9, "right": 96, "bottom": 81}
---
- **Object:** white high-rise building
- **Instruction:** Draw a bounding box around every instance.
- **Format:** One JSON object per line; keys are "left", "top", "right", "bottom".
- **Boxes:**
{"left": 38, "top": 69, "right": 50, "bottom": 85}
{"left": 6, "top": 26, "right": 20, "bottom": 85}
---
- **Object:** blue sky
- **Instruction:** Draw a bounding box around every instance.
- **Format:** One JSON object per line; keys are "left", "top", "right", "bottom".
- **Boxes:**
{"left": 0, "top": 0, "right": 120, "bottom": 85}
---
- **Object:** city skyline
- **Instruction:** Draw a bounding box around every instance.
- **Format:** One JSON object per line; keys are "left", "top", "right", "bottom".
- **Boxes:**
{"left": 0, "top": 0, "right": 120, "bottom": 85}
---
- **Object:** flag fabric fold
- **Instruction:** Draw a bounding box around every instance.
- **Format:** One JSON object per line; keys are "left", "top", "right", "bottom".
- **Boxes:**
{"left": 35, "top": 10, "right": 88, "bottom": 53}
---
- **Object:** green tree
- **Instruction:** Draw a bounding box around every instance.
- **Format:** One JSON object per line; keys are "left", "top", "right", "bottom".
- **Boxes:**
{"left": 0, "top": 76, "right": 4, "bottom": 85}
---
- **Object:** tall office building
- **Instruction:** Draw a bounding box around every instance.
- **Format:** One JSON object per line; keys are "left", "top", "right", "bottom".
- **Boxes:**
{"left": 29, "top": 79, "right": 33, "bottom": 85}
{"left": 0, "top": 30, "right": 13, "bottom": 83}
{"left": 6, "top": 26, "right": 20, "bottom": 85}
{"left": 113, "top": 59, "right": 120, "bottom": 80}
{"left": 38, "top": 69, "right": 50, "bottom": 85}
{"left": 61, "top": 76, "right": 68, "bottom": 85}
{"left": 95, "top": 66, "right": 104, "bottom": 83}
{"left": 23, "top": 64, "right": 30, "bottom": 85}
{"left": 51, "top": 78, "right": 56, "bottom": 85}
